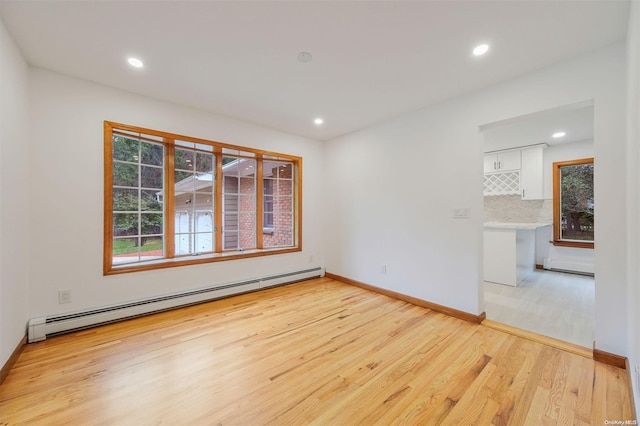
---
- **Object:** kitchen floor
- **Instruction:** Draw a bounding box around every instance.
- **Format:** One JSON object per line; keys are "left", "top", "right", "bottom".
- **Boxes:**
{"left": 483, "top": 269, "right": 594, "bottom": 348}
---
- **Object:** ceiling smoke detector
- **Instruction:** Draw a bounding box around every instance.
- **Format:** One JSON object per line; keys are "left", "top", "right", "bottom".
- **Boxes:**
{"left": 297, "top": 52, "right": 313, "bottom": 63}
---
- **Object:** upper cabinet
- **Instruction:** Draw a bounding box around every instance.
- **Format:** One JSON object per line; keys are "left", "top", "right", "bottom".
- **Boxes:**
{"left": 520, "top": 146, "right": 544, "bottom": 200}
{"left": 483, "top": 150, "right": 521, "bottom": 173}
{"left": 483, "top": 145, "right": 546, "bottom": 199}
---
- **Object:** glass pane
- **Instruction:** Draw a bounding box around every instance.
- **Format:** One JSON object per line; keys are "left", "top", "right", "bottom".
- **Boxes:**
{"left": 113, "top": 162, "right": 138, "bottom": 187}
{"left": 196, "top": 152, "right": 214, "bottom": 173}
{"left": 239, "top": 177, "right": 255, "bottom": 195}
{"left": 263, "top": 161, "right": 279, "bottom": 178}
{"left": 278, "top": 163, "right": 293, "bottom": 178}
{"left": 224, "top": 194, "right": 238, "bottom": 212}
{"left": 274, "top": 196, "right": 293, "bottom": 214}
{"left": 222, "top": 148, "right": 255, "bottom": 157}
{"left": 239, "top": 160, "right": 256, "bottom": 177}
{"left": 113, "top": 213, "right": 138, "bottom": 236}
{"left": 195, "top": 173, "right": 214, "bottom": 192}
{"left": 239, "top": 231, "right": 256, "bottom": 249}
{"left": 194, "top": 193, "right": 214, "bottom": 207}
{"left": 195, "top": 143, "right": 214, "bottom": 152}
{"left": 113, "top": 237, "right": 139, "bottom": 256}
{"left": 113, "top": 188, "right": 138, "bottom": 212}
{"left": 195, "top": 211, "right": 213, "bottom": 232}
{"left": 175, "top": 149, "right": 195, "bottom": 171}
{"left": 224, "top": 212, "right": 238, "bottom": 231}
{"left": 264, "top": 195, "right": 273, "bottom": 213}
{"left": 113, "top": 136, "right": 139, "bottom": 162}
{"left": 175, "top": 140, "right": 194, "bottom": 149}
{"left": 224, "top": 175, "right": 239, "bottom": 193}
{"left": 139, "top": 236, "right": 163, "bottom": 257}
{"left": 141, "top": 142, "right": 163, "bottom": 166}
{"left": 194, "top": 232, "right": 213, "bottom": 253}
{"left": 141, "top": 166, "right": 163, "bottom": 189}
{"left": 174, "top": 211, "right": 191, "bottom": 234}
{"left": 175, "top": 195, "right": 193, "bottom": 209}
{"left": 141, "top": 213, "right": 163, "bottom": 235}
{"left": 560, "top": 163, "right": 594, "bottom": 241}
{"left": 239, "top": 195, "right": 255, "bottom": 212}
{"left": 275, "top": 229, "right": 293, "bottom": 246}
{"left": 240, "top": 212, "right": 255, "bottom": 232}
{"left": 175, "top": 233, "right": 191, "bottom": 256}
{"left": 263, "top": 178, "right": 274, "bottom": 194}
{"left": 175, "top": 170, "right": 192, "bottom": 185}
{"left": 277, "top": 179, "right": 293, "bottom": 195}
{"left": 263, "top": 212, "right": 274, "bottom": 228}
{"left": 222, "top": 156, "right": 239, "bottom": 169}
{"left": 141, "top": 190, "right": 163, "bottom": 212}
{"left": 223, "top": 232, "right": 239, "bottom": 250}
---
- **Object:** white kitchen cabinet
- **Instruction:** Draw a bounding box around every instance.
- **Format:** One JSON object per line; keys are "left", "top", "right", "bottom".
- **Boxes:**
{"left": 483, "top": 150, "right": 521, "bottom": 173}
{"left": 520, "top": 146, "right": 544, "bottom": 200}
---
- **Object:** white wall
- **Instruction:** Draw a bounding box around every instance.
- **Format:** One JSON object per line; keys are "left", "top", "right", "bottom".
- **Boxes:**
{"left": 625, "top": 0, "right": 640, "bottom": 410}
{"left": 324, "top": 43, "right": 628, "bottom": 355}
{"left": 0, "top": 16, "right": 30, "bottom": 367}
{"left": 27, "top": 68, "right": 325, "bottom": 318}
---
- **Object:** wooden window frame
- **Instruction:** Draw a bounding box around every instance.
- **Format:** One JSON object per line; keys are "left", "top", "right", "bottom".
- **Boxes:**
{"left": 104, "top": 121, "right": 302, "bottom": 275}
{"left": 552, "top": 157, "right": 594, "bottom": 249}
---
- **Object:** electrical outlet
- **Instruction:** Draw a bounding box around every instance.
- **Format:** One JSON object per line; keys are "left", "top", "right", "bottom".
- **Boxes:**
{"left": 381, "top": 264, "right": 387, "bottom": 275}
{"left": 58, "top": 289, "right": 71, "bottom": 304}
{"left": 309, "top": 255, "right": 314, "bottom": 263}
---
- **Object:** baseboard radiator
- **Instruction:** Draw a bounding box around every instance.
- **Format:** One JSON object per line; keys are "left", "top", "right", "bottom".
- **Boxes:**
{"left": 28, "top": 266, "right": 325, "bottom": 343}
{"left": 543, "top": 257, "right": 594, "bottom": 275}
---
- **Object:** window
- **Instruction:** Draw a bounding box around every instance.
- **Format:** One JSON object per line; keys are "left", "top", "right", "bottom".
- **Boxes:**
{"left": 104, "top": 122, "right": 301, "bottom": 274}
{"left": 263, "top": 178, "right": 274, "bottom": 231}
{"left": 263, "top": 160, "right": 294, "bottom": 248}
{"left": 552, "top": 158, "right": 594, "bottom": 248}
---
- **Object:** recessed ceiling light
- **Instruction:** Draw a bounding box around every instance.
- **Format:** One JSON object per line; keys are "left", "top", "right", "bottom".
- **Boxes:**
{"left": 314, "top": 118, "right": 324, "bottom": 125}
{"left": 127, "top": 57, "right": 144, "bottom": 68}
{"left": 552, "top": 131, "right": 566, "bottom": 138}
{"left": 473, "top": 44, "right": 490, "bottom": 56}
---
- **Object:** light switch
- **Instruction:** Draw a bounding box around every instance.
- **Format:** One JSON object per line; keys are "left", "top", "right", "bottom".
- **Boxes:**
{"left": 452, "top": 208, "right": 470, "bottom": 218}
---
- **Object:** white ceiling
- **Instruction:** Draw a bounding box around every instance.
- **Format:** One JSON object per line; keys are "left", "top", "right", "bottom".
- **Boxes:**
{"left": 0, "top": 0, "right": 629, "bottom": 141}
{"left": 482, "top": 102, "right": 594, "bottom": 152}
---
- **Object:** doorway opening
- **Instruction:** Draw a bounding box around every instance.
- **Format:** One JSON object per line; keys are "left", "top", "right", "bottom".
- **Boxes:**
{"left": 480, "top": 101, "right": 595, "bottom": 348}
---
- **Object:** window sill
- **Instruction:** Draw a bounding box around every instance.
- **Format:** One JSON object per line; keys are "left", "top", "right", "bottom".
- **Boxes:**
{"left": 105, "top": 246, "right": 301, "bottom": 275}
{"left": 551, "top": 240, "right": 594, "bottom": 249}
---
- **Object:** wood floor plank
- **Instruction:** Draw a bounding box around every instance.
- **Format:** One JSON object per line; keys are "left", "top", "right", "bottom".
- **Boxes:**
{"left": 0, "top": 277, "right": 634, "bottom": 425}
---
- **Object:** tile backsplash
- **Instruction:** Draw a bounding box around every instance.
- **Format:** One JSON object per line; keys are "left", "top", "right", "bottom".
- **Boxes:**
{"left": 484, "top": 195, "right": 553, "bottom": 223}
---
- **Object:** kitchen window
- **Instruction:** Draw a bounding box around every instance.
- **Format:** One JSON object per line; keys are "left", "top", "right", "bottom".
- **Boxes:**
{"left": 104, "top": 121, "right": 302, "bottom": 274}
{"left": 552, "top": 158, "right": 594, "bottom": 248}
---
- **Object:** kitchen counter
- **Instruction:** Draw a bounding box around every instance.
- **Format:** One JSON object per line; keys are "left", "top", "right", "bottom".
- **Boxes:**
{"left": 484, "top": 226, "right": 540, "bottom": 287}
{"left": 484, "top": 222, "right": 551, "bottom": 230}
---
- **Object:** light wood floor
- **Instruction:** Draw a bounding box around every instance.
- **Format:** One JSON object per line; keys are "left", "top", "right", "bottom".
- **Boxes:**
{"left": 484, "top": 270, "right": 594, "bottom": 347}
{"left": 1, "top": 278, "right": 634, "bottom": 425}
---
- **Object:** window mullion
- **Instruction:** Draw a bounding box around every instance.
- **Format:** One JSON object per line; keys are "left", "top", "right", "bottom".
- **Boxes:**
{"left": 165, "top": 140, "right": 176, "bottom": 258}
{"left": 214, "top": 148, "right": 223, "bottom": 253}
{"left": 256, "top": 156, "right": 264, "bottom": 249}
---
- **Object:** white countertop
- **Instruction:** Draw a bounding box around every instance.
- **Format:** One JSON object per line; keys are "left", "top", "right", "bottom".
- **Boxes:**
{"left": 484, "top": 222, "right": 552, "bottom": 230}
